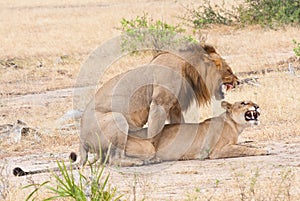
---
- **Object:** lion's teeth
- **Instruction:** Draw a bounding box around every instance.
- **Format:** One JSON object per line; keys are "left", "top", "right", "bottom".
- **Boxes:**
{"left": 249, "top": 106, "right": 255, "bottom": 111}
{"left": 222, "top": 84, "right": 227, "bottom": 94}
{"left": 246, "top": 116, "right": 252, "bottom": 120}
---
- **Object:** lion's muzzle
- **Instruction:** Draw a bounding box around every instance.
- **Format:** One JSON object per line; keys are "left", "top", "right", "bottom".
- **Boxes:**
{"left": 245, "top": 108, "right": 260, "bottom": 125}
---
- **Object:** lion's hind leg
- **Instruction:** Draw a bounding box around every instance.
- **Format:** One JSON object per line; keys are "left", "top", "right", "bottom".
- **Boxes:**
{"left": 95, "top": 112, "right": 130, "bottom": 164}
{"left": 210, "top": 144, "right": 269, "bottom": 159}
{"left": 79, "top": 142, "right": 89, "bottom": 167}
{"left": 80, "top": 111, "right": 129, "bottom": 167}
{"left": 109, "top": 136, "right": 161, "bottom": 167}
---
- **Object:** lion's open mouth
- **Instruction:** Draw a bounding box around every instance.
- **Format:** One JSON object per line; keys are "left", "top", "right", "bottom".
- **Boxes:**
{"left": 225, "top": 83, "right": 234, "bottom": 91}
{"left": 220, "top": 83, "right": 234, "bottom": 98}
{"left": 245, "top": 109, "right": 260, "bottom": 125}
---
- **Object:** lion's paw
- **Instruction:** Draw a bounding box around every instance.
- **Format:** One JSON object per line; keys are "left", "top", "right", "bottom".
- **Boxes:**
{"left": 143, "top": 156, "right": 162, "bottom": 165}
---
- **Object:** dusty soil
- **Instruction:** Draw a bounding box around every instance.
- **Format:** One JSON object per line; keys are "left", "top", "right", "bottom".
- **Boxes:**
{"left": 2, "top": 137, "right": 300, "bottom": 200}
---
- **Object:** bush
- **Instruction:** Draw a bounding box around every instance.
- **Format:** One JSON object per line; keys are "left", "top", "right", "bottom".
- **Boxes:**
{"left": 181, "top": 0, "right": 234, "bottom": 29}
{"left": 237, "top": 0, "right": 300, "bottom": 28}
{"left": 293, "top": 39, "right": 300, "bottom": 57}
{"left": 119, "top": 13, "right": 198, "bottom": 53}
{"left": 182, "top": 0, "right": 300, "bottom": 29}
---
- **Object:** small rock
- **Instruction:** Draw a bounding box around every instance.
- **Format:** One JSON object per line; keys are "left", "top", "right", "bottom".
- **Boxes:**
{"left": 0, "top": 120, "right": 41, "bottom": 143}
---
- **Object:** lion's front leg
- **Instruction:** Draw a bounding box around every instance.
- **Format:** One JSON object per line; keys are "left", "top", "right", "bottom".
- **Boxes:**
{"left": 147, "top": 101, "right": 167, "bottom": 138}
{"left": 168, "top": 103, "right": 185, "bottom": 124}
{"left": 209, "top": 144, "right": 269, "bottom": 159}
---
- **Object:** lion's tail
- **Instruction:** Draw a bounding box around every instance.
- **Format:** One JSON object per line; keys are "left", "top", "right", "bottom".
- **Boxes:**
{"left": 13, "top": 152, "right": 78, "bottom": 177}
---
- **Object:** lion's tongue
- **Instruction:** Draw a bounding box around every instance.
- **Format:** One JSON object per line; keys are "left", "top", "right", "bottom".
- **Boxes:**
{"left": 226, "top": 84, "right": 233, "bottom": 91}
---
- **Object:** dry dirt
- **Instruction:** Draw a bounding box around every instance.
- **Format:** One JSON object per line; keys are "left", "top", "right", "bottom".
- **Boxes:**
{"left": 2, "top": 136, "right": 300, "bottom": 200}
{"left": 0, "top": 0, "right": 300, "bottom": 200}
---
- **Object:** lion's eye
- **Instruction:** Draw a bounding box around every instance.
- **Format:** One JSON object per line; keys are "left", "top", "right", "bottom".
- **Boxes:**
{"left": 241, "top": 101, "right": 247, "bottom": 105}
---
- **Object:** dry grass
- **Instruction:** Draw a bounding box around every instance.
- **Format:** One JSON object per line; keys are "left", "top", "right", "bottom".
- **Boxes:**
{"left": 226, "top": 72, "right": 300, "bottom": 141}
{"left": 0, "top": 0, "right": 186, "bottom": 58}
{"left": 185, "top": 167, "right": 297, "bottom": 201}
{"left": 0, "top": 0, "right": 300, "bottom": 200}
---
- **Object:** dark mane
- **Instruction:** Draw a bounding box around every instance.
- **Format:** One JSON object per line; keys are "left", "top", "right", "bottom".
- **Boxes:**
{"left": 150, "top": 44, "right": 213, "bottom": 110}
{"left": 180, "top": 62, "right": 211, "bottom": 110}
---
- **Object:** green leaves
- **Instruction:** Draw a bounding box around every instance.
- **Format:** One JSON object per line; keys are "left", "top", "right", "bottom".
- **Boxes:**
{"left": 24, "top": 160, "right": 121, "bottom": 201}
{"left": 181, "top": 0, "right": 234, "bottom": 29}
{"left": 23, "top": 181, "right": 50, "bottom": 201}
{"left": 119, "top": 13, "right": 197, "bottom": 53}
{"left": 45, "top": 161, "right": 85, "bottom": 200}
{"left": 238, "top": 0, "right": 300, "bottom": 28}
{"left": 293, "top": 39, "right": 300, "bottom": 57}
{"left": 182, "top": 0, "right": 300, "bottom": 29}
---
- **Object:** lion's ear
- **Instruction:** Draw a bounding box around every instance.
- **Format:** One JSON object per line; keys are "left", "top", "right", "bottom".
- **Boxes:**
{"left": 203, "top": 45, "right": 217, "bottom": 54}
{"left": 221, "top": 101, "right": 232, "bottom": 112}
{"left": 203, "top": 45, "right": 222, "bottom": 69}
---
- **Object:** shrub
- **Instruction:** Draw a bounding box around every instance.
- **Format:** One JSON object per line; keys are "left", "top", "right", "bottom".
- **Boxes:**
{"left": 182, "top": 0, "right": 300, "bottom": 29}
{"left": 237, "top": 0, "right": 300, "bottom": 28}
{"left": 293, "top": 39, "right": 300, "bottom": 57}
{"left": 119, "top": 13, "right": 198, "bottom": 53}
{"left": 181, "top": 0, "right": 234, "bottom": 29}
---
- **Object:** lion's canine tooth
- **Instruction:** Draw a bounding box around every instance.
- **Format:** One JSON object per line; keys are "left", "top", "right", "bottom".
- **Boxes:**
{"left": 251, "top": 111, "right": 255, "bottom": 119}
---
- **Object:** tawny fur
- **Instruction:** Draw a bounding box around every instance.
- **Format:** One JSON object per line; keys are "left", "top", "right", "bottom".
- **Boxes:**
{"left": 13, "top": 101, "right": 267, "bottom": 175}
{"left": 125, "top": 100, "right": 268, "bottom": 164}
{"left": 79, "top": 44, "right": 238, "bottom": 166}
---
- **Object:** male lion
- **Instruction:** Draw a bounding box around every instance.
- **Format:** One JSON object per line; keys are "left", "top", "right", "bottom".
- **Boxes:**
{"left": 80, "top": 44, "right": 238, "bottom": 166}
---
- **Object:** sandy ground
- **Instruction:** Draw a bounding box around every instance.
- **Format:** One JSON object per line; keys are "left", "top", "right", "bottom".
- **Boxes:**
{"left": 0, "top": 0, "right": 300, "bottom": 200}
{"left": 2, "top": 137, "right": 300, "bottom": 200}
